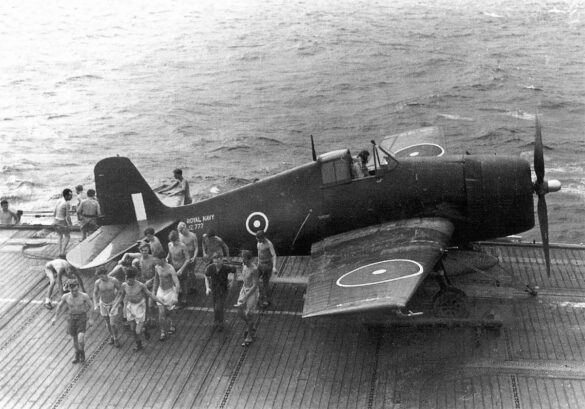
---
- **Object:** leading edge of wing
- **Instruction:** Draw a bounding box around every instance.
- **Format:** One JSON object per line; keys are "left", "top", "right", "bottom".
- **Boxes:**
{"left": 303, "top": 218, "right": 454, "bottom": 318}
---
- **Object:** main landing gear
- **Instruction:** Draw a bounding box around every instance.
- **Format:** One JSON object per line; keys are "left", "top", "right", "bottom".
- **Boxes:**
{"left": 432, "top": 268, "right": 470, "bottom": 319}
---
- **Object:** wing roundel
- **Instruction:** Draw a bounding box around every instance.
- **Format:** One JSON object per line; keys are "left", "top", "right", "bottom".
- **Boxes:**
{"left": 303, "top": 218, "right": 454, "bottom": 318}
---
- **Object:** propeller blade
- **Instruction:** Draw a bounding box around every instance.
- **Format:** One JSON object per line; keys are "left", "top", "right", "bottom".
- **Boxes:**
{"left": 537, "top": 194, "right": 551, "bottom": 276}
{"left": 534, "top": 117, "right": 545, "bottom": 184}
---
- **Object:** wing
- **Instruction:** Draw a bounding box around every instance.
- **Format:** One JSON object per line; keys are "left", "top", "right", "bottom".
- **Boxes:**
{"left": 380, "top": 126, "right": 446, "bottom": 158}
{"left": 66, "top": 219, "right": 174, "bottom": 269}
{"left": 303, "top": 218, "right": 454, "bottom": 318}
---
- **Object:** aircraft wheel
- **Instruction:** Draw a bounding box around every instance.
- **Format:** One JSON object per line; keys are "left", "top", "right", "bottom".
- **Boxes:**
{"left": 432, "top": 287, "right": 470, "bottom": 318}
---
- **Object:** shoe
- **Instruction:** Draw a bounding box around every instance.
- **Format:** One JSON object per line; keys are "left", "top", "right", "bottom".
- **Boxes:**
{"left": 114, "top": 339, "right": 120, "bottom": 348}
{"left": 79, "top": 351, "right": 86, "bottom": 363}
{"left": 144, "top": 329, "right": 151, "bottom": 340}
{"left": 133, "top": 341, "right": 143, "bottom": 352}
{"left": 44, "top": 301, "right": 53, "bottom": 310}
{"left": 159, "top": 333, "right": 167, "bottom": 342}
{"left": 72, "top": 351, "right": 80, "bottom": 364}
{"left": 261, "top": 301, "right": 271, "bottom": 308}
{"left": 217, "top": 324, "right": 224, "bottom": 332}
{"left": 241, "top": 337, "right": 253, "bottom": 347}
{"left": 108, "top": 337, "right": 114, "bottom": 345}
{"left": 168, "top": 326, "right": 176, "bottom": 334}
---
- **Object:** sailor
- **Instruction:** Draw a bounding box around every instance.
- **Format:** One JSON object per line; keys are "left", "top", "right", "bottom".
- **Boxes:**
{"left": 53, "top": 188, "right": 73, "bottom": 258}
{"left": 93, "top": 267, "right": 121, "bottom": 347}
{"left": 157, "top": 168, "right": 192, "bottom": 206}
{"left": 204, "top": 254, "right": 236, "bottom": 332}
{"left": 43, "top": 258, "right": 85, "bottom": 309}
{"left": 236, "top": 250, "right": 259, "bottom": 346}
{"left": 256, "top": 230, "right": 277, "bottom": 308}
{"left": 0, "top": 199, "right": 21, "bottom": 225}
{"left": 77, "top": 189, "right": 100, "bottom": 240}
{"left": 202, "top": 229, "right": 229, "bottom": 263}
{"left": 51, "top": 279, "right": 94, "bottom": 364}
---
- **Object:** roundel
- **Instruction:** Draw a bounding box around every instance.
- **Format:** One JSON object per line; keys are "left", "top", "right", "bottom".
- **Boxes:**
{"left": 394, "top": 143, "right": 444, "bottom": 158}
{"left": 246, "top": 212, "right": 269, "bottom": 235}
{"left": 336, "top": 259, "right": 423, "bottom": 288}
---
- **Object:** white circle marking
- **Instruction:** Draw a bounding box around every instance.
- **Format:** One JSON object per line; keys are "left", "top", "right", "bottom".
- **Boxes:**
{"left": 336, "top": 259, "right": 424, "bottom": 288}
{"left": 245, "top": 211, "right": 269, "bottom": 235}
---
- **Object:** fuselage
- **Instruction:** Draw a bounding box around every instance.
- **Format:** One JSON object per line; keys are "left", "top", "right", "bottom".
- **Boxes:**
{"left": 115, "top": 150, "right": 535, "bottom": 257}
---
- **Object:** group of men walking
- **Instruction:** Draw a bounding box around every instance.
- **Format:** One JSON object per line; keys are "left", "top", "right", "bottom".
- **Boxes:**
{"left": 49, "top": 222, "right": 278, "bottom": 363}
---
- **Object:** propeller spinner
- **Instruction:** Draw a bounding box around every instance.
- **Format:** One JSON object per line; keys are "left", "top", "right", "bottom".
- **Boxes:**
{"left": 533, "top": 117, "right": 561, "bottom": 276}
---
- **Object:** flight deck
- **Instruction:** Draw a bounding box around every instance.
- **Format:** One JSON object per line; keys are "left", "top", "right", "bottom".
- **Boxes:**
{"left": 1, "top": 227, "right": 585, "bottom": 408}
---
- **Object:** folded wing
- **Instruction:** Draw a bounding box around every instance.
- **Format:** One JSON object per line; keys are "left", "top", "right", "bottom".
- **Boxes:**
{"left": 303, "top": 218, "right": 454, "bottom": 318}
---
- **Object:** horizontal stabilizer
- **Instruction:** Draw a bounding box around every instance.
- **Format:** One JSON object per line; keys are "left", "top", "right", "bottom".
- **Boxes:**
{"left": 66, "top": 219, "right": 174, "bottom": 270}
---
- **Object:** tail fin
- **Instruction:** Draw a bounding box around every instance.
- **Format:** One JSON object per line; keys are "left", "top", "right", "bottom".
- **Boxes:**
{"left": 95, "top": 157, "right": 167, "bottom": 225}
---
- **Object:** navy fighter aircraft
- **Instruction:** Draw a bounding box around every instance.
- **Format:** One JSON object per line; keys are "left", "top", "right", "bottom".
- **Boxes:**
{"left": 67, "top": 121, "right": 561, "bottom": 319}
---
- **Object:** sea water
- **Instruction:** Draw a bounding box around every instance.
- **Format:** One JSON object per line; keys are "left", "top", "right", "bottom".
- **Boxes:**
{"left": 0, "top": 0, "right": 583, "bottom": 243}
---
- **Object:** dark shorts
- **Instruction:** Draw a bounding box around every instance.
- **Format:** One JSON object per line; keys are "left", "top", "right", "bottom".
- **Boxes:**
{"left": 258, "top": 263, "right": 273, "bottom": 279}
{"left": 68, "top": 313, "right": 87, "bottom": 336}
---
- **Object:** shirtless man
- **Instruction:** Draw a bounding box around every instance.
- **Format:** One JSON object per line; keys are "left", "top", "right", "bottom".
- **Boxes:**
{"left": 44, "top": 258, "right": 85, "bottom": 309}
{"left": 158, "top": 168, "right": 192, "bottom": 206}
{"left": 202, "top": 229, "right": 229, "bottom": 262}
{"left": 153, "top": 257, "right": 180, "bottom": 341}
{"left": 121, "top": 242, "right": 159, "bottom": 326}
{"left": 77, "top": 189, "right": 100, "bottom": 240}
{"left": 93, "top": 267, "right": 121, "bottom": 347}
{"left": 143, "top": 227, "right": 165, "bottom": 259}
{"left": 0, "top": 199, "right": 21, "bottom": 225}
{"left": 51, "top": 280, "right": 94, "bottom": 364}
{"left": 256, "top": 230, "right": 277, "bottom": 308}
{"left": 53, "top": 188, "right": 73, "bottom": 257}
{"left": 178, "top": 222, "right": 198, "bottom": 295}
{"left": 113, "top": 267, "right": 160, "bottom": 351}
{"left": 167, "top": 230, "right": 190, "bottom": 307}
{"left": 236, "top": 251, "right": 259, "bottom": 346}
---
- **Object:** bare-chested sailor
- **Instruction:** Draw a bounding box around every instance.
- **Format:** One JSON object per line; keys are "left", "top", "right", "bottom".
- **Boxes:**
{"left": 44, "top": 258, "right": 85, "bottom": 309}
{"left": 53, "top": 188, "right": 73, "bottom": 257}
{"left": 77, "top": 189, "right": 100, "bottom": 240}
{"left": 178, "top": 222, "right": 198, "bottom": 295}
{"left": 236, "top": 251, "right": 259, "bottom": 346}
{"left": 167, "top": 230, "right": 190, "bottom": 307}
{"left": 256, "top": 230, "right": 277, "bottom": 308}
{"left": 51, "top": 280, "right": 94, "bottom": 364}
{"left": 93, "top": 267, "right": 121, "bottom": 347}
{"left": 153, "top": 257, "right": 180, "bottom": 341}
{"left": 113, "top": 267, "right": 160, "bottom": 351}
{"left": 143, "top": 227, "right": 165, "bottom": 259}
{"left": 121, "top": 241, "right": 160, "bottom": 325}
{"left": 202, "top": 229, "right": 229, "bottom": 262}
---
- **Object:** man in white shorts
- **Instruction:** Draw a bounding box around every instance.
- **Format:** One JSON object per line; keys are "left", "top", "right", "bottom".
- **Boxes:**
{"left": 153, "top": 257, "right": 180, "bottom": 341}
{"left": 93, "top": 267, "right": 121, "bottom": 347}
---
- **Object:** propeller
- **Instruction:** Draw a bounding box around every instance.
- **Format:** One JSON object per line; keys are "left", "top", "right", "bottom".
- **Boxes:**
{"left": 532, "top": 117, "right": 561, "bottom": 276}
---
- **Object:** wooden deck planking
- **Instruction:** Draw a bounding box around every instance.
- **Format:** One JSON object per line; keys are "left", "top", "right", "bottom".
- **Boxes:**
{"left": 3, "top": 235, "right": 585, "bottom": 408}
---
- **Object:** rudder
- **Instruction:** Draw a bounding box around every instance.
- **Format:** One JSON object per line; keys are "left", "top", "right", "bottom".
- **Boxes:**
{"left": 95, "top": 157, "right": 167, "bottom": 225}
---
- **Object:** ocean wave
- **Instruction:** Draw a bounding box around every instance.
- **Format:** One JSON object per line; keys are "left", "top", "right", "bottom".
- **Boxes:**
{"left": 1, "top": 162, "right": 37, "bottom": 173}
{"left": 505, "top": 110, "right": 536, "bottom": 121}
{"left": 209, "top": 144, "right": 251, "bottom": 153}
{"left": 436, "top": 113, "right": 474, "bottom": 121}
{"left": 256, "top": 136, "right": 285, "bottom": 145}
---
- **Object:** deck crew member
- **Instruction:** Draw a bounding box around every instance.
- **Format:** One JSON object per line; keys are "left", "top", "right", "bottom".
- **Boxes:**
{"left": 178, "top": 222, "right": 198, "bottom": 295}
{"left": 256, "top": 230, "right": 277, "bottom": 308}
{"left": 51, "top": 279, "right": 94, "bottom": 364}
{"left": 205, "top": 254, "right": 236, "bottom": 331}
{"left": 0, "top": 199, "right": 22, "bottom": 225}
{"left": 157, "top": 168, "right": 192, "bottom": 206}
{"left": 93, "top": 267, "right": 122, "bottom": 347}
{"left": 202, "top": 229, "right": 229, "bottom": 263}
{"left": 77, "top": 189, "right": 100, "bottom": 240}
{"left": 44, "top": 258, "right": 85, "bottom": 309}
{"left": 121, "top": 242, "right": 159, "bottom": 326}
{"left": 143, "top": 227, "right": 165, "bottom": 259}
{"left": 113, "top": 267, "right": 160, "bottom": 351}
{"left": 153, "top": 257, "right": 180, "bottom": 341}
{"left": 53, "top": 188, "right": 73, "bottom": 258}
{"left": 236, "top": 251, "right": 259, "bottom": 346}
{"left": 167, "top": 230, "right": 190, "bottom": 307}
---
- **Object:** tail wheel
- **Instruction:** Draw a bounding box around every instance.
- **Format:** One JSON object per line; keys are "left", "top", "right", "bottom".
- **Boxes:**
{"left": 432, "top": 287, "right": 470, "bottom": 318}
